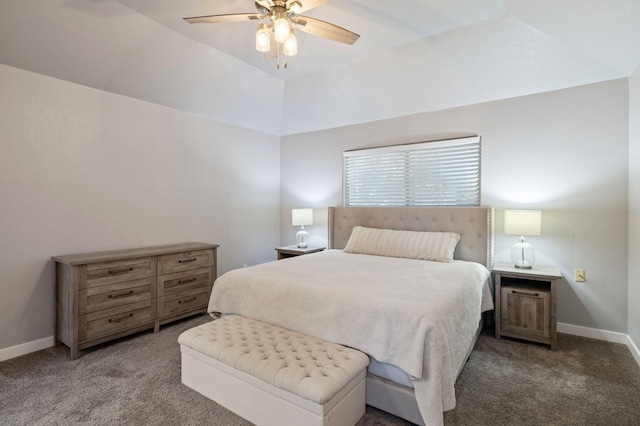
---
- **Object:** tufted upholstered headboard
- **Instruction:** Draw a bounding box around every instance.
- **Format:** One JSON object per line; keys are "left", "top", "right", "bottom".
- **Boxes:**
{"left": 328, "top": 206, "right": 494, "bottom": 267}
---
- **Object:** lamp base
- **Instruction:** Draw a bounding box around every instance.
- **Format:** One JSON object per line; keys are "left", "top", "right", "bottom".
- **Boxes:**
{"left": 511, "top": 240, "right": 535, "bottom": 270}
{"left": 296, "top": 228, "right": 309, "bottom": 248}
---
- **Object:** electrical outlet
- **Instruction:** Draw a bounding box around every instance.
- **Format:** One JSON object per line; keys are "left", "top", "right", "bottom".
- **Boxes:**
{"left": 574, "top": 269, "right": 585, "bottom": 282}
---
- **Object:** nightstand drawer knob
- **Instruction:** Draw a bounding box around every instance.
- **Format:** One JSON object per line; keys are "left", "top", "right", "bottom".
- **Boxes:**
{"left": 178, "top": 258, "right": 197, "bottom": 264}
{"left": 511, "top": 289, "right": 539, "bottom": 297}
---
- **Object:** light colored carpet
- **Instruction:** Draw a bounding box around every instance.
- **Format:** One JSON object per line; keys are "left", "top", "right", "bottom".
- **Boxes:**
{"left": 1, "top": 314, "right": 639, "bottom": 425}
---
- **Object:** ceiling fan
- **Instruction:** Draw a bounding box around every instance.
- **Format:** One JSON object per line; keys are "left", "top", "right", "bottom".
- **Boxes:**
{"left": 183, "top": 0, "right": 360, "bottom": 68}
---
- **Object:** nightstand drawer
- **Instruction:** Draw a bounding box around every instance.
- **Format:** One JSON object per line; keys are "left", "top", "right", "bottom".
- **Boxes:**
{"left": 158, "top": 291, "right": 210, "bottom": 318}
{"left": 80, "top": 300, "right": 155, "bottom": 341}
{"left": 85, "top": 257, "right": 155, "bottom": 288}
{"left": 79, "top": 277, "right": 156, "bottom": 315}
{"left": 159, "top": 250, "right": 212, "bottom": 275}
{"left": 500, "top": 286, "right": 551, "bottom": 339}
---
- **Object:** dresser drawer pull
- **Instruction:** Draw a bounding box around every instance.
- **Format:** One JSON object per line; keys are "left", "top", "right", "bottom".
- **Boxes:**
{"left": 108, "top": 313, "right": 134, "bottom": 323}
{"left": 108, "top": 267, "right": 134, "bottom": 275}
{"left": 108, "top": 290, "right": 134, "bottom": 299}
{"left": 178, "top": 277, "right": 198, "bottom": 284}
{"left": 178, "top": 258, "right": 197, "bottom": 264}
{"left": 511, "top": 289, "right": 539, "bottom": 297}
{"left": 178, "top": 296, "right": 197, "bottom": 304}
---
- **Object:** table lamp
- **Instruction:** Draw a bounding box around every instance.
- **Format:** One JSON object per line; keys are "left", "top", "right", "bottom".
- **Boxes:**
{"left": 504, "top": 210, "right": 541, "bottom": 269}
{"left": 292, "top": 208, "right": 313, "bottom": 248}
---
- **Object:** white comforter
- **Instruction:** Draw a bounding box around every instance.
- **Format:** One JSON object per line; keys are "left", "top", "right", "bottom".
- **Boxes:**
{"left": 208, "top": 250, "right": 492, "bottom": 425}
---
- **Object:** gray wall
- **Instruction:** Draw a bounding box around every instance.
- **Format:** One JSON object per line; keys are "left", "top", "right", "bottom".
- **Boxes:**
{"left": 281, "top": 79, "right": 630, "bottom": 334}
{"left": 2, "top": 61, "right": 636, "bottom": 356}
{"left": 0, "top": 64, "right": 281, "bottom": 352}
{"left": 629, "top": 67, "right": 640, "bottom": 349}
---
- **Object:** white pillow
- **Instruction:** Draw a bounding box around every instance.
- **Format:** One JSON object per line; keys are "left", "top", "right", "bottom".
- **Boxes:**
{"left": 343, "top": 226, "right": 461, "bottom": 262}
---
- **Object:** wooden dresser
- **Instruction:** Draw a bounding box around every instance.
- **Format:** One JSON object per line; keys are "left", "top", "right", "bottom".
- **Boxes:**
{"left": 52, "top": 242, "right": 218, "bottom": 359}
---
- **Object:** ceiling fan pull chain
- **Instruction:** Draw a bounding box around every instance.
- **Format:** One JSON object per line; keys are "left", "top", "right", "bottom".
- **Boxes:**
{"left": 276, "top": 42, "right": 281, "bottom": 69}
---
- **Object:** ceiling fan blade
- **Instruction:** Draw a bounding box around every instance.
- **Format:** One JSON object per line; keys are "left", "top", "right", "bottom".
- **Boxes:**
{"left": 264, "top": 31, "right": 278, "bottom": 59}
{"left": 290, "top": 0, "right": 327, "bottom": 14}
{"left": 293, "top": 16, "right": 359, "bottom": 45}
{"left": 184, "top": 13, "right": 261, "bottom": 24}
{"left": 255, "top": 1, "right": 272, "bottom": 15}
{"left": 264, "top": 47, "right": 279, "bottom": 60}
{"left": 255, "top": 0, "right": 274, "bottom": 9}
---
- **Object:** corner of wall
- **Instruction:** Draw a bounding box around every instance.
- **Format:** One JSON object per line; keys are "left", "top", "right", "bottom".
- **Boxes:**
{"left": 628, "top": 334, "right": 640, "bottom": 368}
{"left": 629, "top": 66, "right": 640, "bottom": 353}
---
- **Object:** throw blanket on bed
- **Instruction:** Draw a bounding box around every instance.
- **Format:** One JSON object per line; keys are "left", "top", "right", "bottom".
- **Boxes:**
{"left": 208, "top": 250, "right": 492, "bottom": 425}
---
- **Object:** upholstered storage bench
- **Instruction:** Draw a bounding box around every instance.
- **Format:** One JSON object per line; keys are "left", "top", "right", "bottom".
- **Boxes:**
{"left": 178, "top": 315, "right": 370, "bottom": 426}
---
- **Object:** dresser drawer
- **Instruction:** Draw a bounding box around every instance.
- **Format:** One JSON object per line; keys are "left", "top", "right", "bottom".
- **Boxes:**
{"left": 158, "top": 268, "right": 212, "bottom": 297}
{"left": 85, "top": 257, "right": 155, "bottom": 288}
{"left": 158, "top": 291, "right": 210, "bottom": 319}
{"left": 159, "top": 249, "right": 212, "bottom": 275}
{"left": 80, "top": 300, "right": 156, "bottom": 341}
{"left": 79, "top": 277, "right": 156, "bottom": 315}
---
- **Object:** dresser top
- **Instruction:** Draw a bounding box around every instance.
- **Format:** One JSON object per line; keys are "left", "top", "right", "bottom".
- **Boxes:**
{"left": 52, "top": 242, "right": 218, "bottom": 265}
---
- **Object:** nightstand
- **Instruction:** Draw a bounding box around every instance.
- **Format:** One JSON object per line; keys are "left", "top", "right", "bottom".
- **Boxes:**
{"left": 275, "top": 246, "right": 325, "bottom": 260}
{"left": 493, "top": 263, "right": 562, "bottom": 350}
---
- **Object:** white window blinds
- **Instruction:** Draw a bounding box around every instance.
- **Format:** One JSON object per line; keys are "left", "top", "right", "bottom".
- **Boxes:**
{"left": 343, "top": 136, "right": 481, "bottom": 206}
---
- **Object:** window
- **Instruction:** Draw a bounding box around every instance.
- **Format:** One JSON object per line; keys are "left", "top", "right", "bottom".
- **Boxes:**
{"left": 343, "top": 136, "right": 480, "bottom": 206}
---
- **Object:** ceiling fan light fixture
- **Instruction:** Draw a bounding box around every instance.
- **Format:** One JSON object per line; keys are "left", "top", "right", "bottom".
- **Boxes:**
{"left": 183, "top": 0, "right": 360, "bottom": 70}
{"left": 273, "top": 16, "right": 290, "bottom": 43}
{"left": 283, "top": 29, "right": 297, "bottom": 56}
{"left": 255, "top": 23, "right": 271, "bottom": 53}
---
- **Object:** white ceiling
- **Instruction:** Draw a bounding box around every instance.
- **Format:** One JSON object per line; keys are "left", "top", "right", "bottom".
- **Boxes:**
{"left": 118, "top": 0, "right": 506, "bottom": 79}
{"left": 1, "top": 0, "right": 639, "bottom": 135}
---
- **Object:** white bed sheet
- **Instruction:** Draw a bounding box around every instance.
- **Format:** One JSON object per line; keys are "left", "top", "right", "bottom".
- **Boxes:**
{"left": 208, "top": 250, "right": 492, "bottom": 425}
{"left": 368, "top": 357, "right": 414, "bottom": 388}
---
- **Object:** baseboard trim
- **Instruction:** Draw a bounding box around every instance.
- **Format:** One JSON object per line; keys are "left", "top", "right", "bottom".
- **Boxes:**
{"left": 557, "top": 322, "right": 628, "bottom": 343}
{"left": 558, "top": 322, "right": 640, "bottom": 367}
{"left": 2, "top": 328, "right": 640, "bottom": 369}
{"left": 0, "top": 336, "right": 55, "bottom": 363}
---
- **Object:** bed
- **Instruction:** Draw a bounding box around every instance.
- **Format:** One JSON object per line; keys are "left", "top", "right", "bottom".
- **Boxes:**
{"left": 207, "top": 206, "right": 494, "bottom": 425}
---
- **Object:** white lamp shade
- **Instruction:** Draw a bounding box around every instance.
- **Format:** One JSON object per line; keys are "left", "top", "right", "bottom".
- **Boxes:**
{"left": 504, "top": 210, "right": 541, "bottom": 236}
{"left": 283, "top": 30, "right": 297, "bottom": 56}
{"left": 255, "top": 24, "right": 271, "bottom": 53}
{"left": 274, "top": 17, "right": 290, "bottom": 43}
{"left": 292, "top": 208, "right": 313, "bottom": 226}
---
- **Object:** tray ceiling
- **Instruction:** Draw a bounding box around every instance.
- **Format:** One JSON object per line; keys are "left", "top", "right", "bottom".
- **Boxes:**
{"left": 0, "top": 0, "right": 638, "bottom": 135}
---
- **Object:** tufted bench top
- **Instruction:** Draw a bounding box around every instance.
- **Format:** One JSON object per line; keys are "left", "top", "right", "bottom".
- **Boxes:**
{"left": 178, "top": 315, "right": 370, "bottom": 404}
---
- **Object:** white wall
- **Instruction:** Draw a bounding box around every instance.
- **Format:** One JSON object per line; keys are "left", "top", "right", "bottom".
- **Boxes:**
{"left": 281, "top": 79, "right": 629, "bottom": 334}
{"left": 0, "top": 64, "right": 281, "bottom": 352}
{"left": 629, "top": 66, "right": 640, "bottom": 350}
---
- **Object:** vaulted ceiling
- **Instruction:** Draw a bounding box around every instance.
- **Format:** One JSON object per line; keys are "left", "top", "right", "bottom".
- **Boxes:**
{"left": 1, "top": 0, "right": 639, "bottom": 135}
